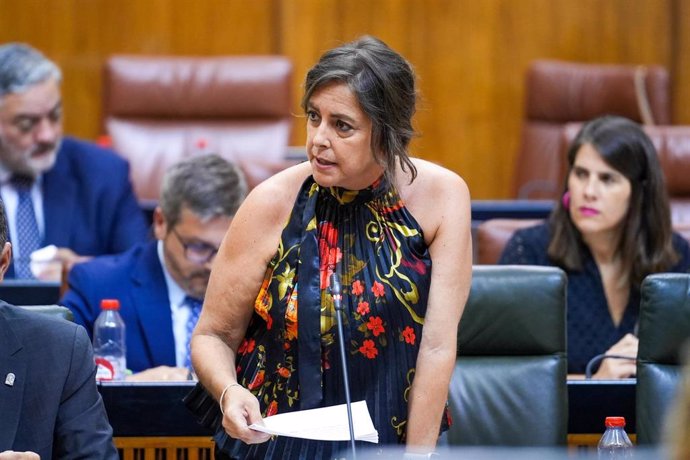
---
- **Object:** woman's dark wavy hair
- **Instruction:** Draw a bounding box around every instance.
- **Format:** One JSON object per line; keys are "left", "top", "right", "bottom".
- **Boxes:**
{"left": 301, "top": 35, "right": 418, "bottom": 183}
{"left": 548, "top": 115, "right": 678, "bottom": 287}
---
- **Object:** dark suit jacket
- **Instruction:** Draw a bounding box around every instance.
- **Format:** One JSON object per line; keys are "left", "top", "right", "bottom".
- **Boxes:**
{"left": 61, "top": 241, "right": 177, "bottom": 373}
{"left": 7, "top": 136, "right": 149, "bottom": 278}
{"left": 0, "top": 302, "right": 118, "bottom": 458}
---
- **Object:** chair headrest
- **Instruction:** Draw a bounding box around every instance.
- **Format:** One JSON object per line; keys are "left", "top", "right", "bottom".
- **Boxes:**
{"left": 638, "top": 273, "right": 690, "bottom": 364}
{"left": 458, "top": 265, "right": 566, "bottom": 356}
{"left": 104, "top": 55, "right": 293, "bottom": 119}
{"left": 525, "top": 60, "right": 669, "bottom": 124}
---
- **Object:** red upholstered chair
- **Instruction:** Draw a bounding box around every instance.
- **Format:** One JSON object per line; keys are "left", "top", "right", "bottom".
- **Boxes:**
{"left": 476, "top": 218, "right": 543, "bottom": 265}
{"left": 514, "top": 60, "right": 670, "bottom": 200}
{"left": 102, "top": 55, "right": 297, "bottom": 202}
{"left": 476, "top": 217, "right": 690, "bottom": 266}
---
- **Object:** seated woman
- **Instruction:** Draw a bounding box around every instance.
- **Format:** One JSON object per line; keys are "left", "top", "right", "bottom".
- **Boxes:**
{"left": 500, "top": 115, "right": 690, "bottom": 379}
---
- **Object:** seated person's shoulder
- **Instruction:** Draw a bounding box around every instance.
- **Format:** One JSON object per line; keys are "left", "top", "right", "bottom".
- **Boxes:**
{"left": 512, "top": 221, "right": 549, "bottom": 240}
{"left": 3, "top": 303, "right": 80, "bottom": 341}
{"left": 58, "top": 136, "right": 131, "bottom": 171}
{"left": 70, "top": 243, "right": 147, "bottom": 274}
{"left": 499, "top": 222, "right": 551, "bottom": 264}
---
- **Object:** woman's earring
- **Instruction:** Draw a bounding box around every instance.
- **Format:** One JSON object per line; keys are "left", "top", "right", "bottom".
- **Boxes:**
{"left": 562, "top": 191, "right": 571, "bottom": 209}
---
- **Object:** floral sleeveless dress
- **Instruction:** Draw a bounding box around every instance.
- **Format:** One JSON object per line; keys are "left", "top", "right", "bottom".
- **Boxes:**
{"left": 187, "top": 175, "right": 447, "bottom": 459}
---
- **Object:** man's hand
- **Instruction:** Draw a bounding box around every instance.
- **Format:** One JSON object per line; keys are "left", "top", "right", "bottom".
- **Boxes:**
{"left": 29, "top": 246, "right": 92, "bottom": 281}
{"left": 125, "top": 365, "right": 193, "bottom": 382}
{"left": 0, "top": 451, "right": 40, "bottom": 460}
{"left": 55, "top": 247, "right": 92, "bottom": 273}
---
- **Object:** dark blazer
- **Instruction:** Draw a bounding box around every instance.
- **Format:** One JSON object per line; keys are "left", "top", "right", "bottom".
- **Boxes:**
{"left": 61, "top": 241, "right": 176, "bottom": 373}
{"left": 7, "top": 136, "right": 149, "bottom": 278}
{"left": 0, "top": 302, "right": 118, "bottom": 458}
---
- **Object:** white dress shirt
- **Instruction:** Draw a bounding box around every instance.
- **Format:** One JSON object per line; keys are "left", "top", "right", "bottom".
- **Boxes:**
{"left": 157, "top": 240, "right": 195, "bottom": 367}
{"left": 0, "top": 165, "right": 46, "bottom": 261}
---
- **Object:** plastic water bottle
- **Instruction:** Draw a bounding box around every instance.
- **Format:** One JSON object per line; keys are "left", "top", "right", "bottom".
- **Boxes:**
{"left": 597, "top": 416, "right": 634, "bottom": 459}
{"left": 93, "top": 299, "right": 127, "bottom": 381}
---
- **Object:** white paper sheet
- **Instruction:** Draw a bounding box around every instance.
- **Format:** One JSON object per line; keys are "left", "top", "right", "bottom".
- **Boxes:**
{"left": 249, "top": 400, "right": 378, "bottom": 443}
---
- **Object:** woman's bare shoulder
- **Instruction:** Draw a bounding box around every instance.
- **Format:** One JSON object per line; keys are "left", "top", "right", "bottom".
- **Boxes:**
{"left": 222, "top": 162, "right": 312, "bottom": 265}
{"left": 402, "top": 158, "right": 469, "bottom": 203}
{"left": 241, "top": 162, "right": 313, "bottom": 223}
{"left": 397, "top": 158, "right": 471, "bottom": 243}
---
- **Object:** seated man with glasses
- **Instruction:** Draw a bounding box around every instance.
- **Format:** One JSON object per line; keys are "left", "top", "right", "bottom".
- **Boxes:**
{"left": 60, "top": 154, "right": 246, "bottom": 381}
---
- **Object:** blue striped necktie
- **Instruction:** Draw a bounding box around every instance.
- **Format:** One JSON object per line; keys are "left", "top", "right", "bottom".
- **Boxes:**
{"left": 11, "top": 175, "right": 40, "bottom": 279}
{"left": 184, "top": 296, "right": 203, "bottom": 370}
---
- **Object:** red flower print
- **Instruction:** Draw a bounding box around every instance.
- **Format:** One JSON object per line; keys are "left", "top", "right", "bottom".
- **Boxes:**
{"left": 320, "top": 221, "right": 338, "bottom": 247}
{"left": 357, "top": 301, "right": 370, "bottom": 316}
{"left": 367, "top": 316, "right": 385, "bottom": 337}
{"left": 359, "top": 339, "right": 378, "bottom": 359}
{"left": 318, "top": 221, "right": 342, "bottom": 289}
{"left": 402, "top": 326, "right": 416, "bottom": 345}
{"left": 372, "top": 281, "right": 385, "bottom": 297}
{"left": 238, "top": 338, "right": 256, "bottom": 355}
{"left": 351, "top": 280, "right": 364, "bottom": 296}
{"left": 266, "top": 400, "right": 278, "bottom": 417}
{"left": 248, "top": 370, "right": 265, "bottom": 390}
{"left": 322, "top": 348, "right": 332, "bottom": 370}
{"left": 278, "top": 366, "right": 291, "bottom": 378}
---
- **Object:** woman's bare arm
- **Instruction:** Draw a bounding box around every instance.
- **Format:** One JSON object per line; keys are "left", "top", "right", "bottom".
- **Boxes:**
{"left": 403, "top": 162, "right": 473, "bottom": 452}
{"left": 191, "top": 163, "right": 310, "bottom": 443}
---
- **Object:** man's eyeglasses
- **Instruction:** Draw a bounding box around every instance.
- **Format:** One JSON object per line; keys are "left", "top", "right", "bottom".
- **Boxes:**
{"left": 171, "top": 228, "right": 219, "bottom": 264}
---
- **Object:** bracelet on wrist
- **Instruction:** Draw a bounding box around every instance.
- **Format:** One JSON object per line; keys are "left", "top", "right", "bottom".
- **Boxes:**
{"left": 219, "top": 382, "right": 242, "bottom": 415}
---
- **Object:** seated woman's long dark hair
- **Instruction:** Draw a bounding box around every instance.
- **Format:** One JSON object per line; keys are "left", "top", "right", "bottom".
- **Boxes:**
{"left": 548, "top": 115, "right": 678, "bottom": 287}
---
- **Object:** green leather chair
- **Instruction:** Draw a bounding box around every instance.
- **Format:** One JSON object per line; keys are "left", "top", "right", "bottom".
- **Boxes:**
{"left": 19, "top": 304, "right": 74, "bottom": 322}
{"left": 447, "top": 265, "right": 568, "bottom": 445}
{"left": 636, "top": 273, "right": 690, "bottom": 444}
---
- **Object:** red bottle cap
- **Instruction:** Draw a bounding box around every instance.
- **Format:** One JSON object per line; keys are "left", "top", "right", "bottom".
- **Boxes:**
{"left": 100, "top": 299, "right": 120, "bottom": 310}
{"left": 605, "top": 416, "right": 626, "bottom": 427}
{"left": 195, "top": 138, "right": 208, "bottom": 150}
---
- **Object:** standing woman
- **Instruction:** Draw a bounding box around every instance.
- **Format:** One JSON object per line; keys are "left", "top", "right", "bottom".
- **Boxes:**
{"left": 186, "top": 36, "right": 472, "bottom": 458}
{"left": 500, "top": 116, "right": 690, "bottom": 379}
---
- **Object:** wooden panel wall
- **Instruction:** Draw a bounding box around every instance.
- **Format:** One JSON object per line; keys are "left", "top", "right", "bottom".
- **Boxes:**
{"left": 1, "top": 0, "right": 685, "bottom": 198}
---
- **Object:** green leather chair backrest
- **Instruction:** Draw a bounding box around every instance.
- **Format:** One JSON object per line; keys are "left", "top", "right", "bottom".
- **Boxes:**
{"left": 636, "top": 273, "right": 690, "bottom": 444}
{"left": 447, "top": 265, "right": 568, "bottom": 446}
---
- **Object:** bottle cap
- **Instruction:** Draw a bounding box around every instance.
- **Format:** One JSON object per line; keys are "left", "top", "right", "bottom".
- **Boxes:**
{"left": 604, "top": 416, "right": 626, "bottom": 427}
{"left": 100, "top": 299, "right": 120, "bottom": 310}
{"left": 195, "top": 138, "right": 208, "bottom": 150}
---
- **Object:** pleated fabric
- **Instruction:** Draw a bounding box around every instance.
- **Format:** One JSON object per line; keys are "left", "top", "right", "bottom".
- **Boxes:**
{"left": 186, "top": 175, "right": 447, "bottom": 459}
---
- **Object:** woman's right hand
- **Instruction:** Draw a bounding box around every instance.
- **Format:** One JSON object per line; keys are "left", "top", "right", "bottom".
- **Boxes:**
{"left": 593, "top": 333, "right": 639, "bottom": 379}
{"left": 221, "top": 384, "right": 272, "bottom": 444}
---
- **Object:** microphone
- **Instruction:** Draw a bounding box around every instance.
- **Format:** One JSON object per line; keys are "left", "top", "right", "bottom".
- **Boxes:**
{"left": 330, "top": 272, "right": 357, "bottom": 459}
{"left": 584, "top": 354, "right": 637, "bottom": 379}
